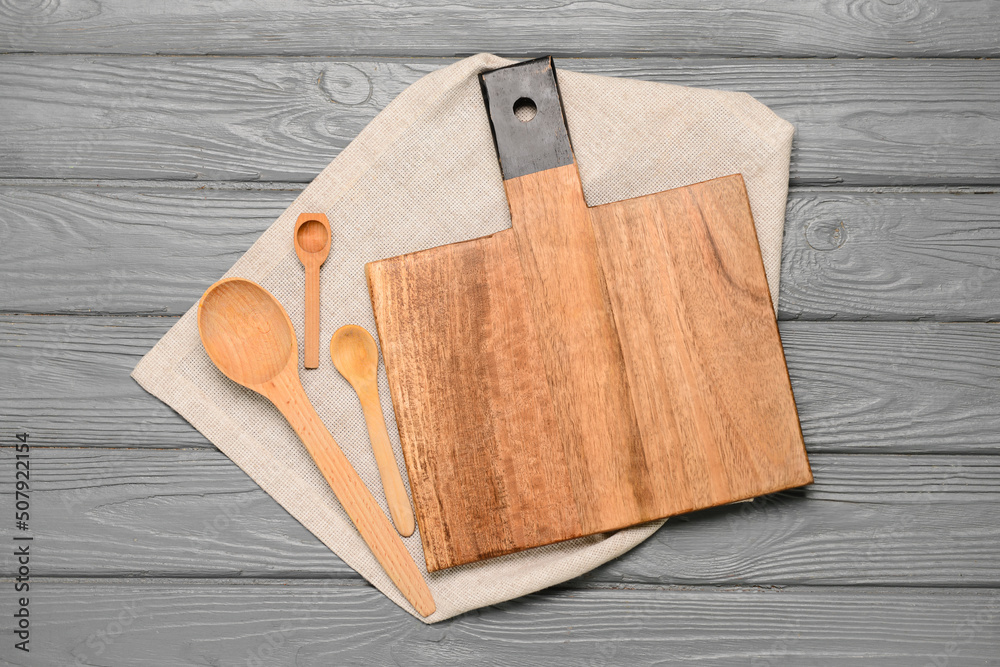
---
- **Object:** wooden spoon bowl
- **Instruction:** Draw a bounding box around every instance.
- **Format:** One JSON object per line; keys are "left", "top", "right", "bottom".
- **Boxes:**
{"left": 198, "top": 279, "right": 294, "bottom": 386}
{"left": 331, "top": 324, "right": 379, "bottom": 385}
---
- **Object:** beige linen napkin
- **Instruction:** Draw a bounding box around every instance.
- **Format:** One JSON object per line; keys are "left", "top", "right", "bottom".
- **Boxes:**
{"left": 132, "top": 53, "right": 794, "bottom": 623}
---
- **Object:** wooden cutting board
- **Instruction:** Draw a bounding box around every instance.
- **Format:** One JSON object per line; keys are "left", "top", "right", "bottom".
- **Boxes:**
{"left": 366, "top": 57, "right": 812, "bottom": 572}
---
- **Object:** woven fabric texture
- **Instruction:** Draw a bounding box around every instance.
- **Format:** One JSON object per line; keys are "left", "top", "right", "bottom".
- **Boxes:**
{"left": 132, "top": 53, "right": 794, "bottom": 623}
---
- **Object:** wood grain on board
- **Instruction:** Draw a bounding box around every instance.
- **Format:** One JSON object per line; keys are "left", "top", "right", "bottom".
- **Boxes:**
{"left": 369, "top": 147, "right": 810, "bottom": 569}
{"left": 366, "top": 224, "right": 585, "bottom": 567}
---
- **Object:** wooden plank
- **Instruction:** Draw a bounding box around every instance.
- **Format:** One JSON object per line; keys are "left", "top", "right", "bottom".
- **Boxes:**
{"left": 779, "top": 189, "right": 1000, "bottom": 321}
{"left": 3, "top": 317, "right": 998, "bottom": 453}
{"left": 3, "top": 447, "right": 998, "bottom": 586}
{"left": 9, "top": 579, "right": 999, "bottom": 665}
{"left": 784, "top": 322, "right": 1000, "bottom": 454}
{"left": 591, "top": 458, "right": 1000, "bottom": 586}
{"left": 1, "top": 447, "right": 354, "bottom": 578}
{"left": 0, "top": 183, "right": 295, "bottom": 315}
{"left": 0, "top": 315, "right": 205, "bottom": 448}
{"left": 0, "top": 57, "right": 429, "bottom": 182}
{"left": 1, "top": 57, "right": 998, "bottom": 185}
{"left": 2, "top": 183, "right": 998, "bottom": 319}
{"left": 1, "top": 1, "right": 997, "bottom": 58}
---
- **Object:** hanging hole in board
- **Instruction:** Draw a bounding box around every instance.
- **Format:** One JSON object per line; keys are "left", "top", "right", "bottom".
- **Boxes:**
{"left": 513, "top": 97, "right": 537, "bottom": 122}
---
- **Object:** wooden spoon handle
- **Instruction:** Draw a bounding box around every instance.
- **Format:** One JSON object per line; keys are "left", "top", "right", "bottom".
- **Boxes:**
{"left": 358, "top": 385, "right": 416, "bottom": 537}
{"left": 271, "top": 374, "right": 434, "bottom": 616}
{"left": 304, "top": 263, "right": 321, "bottom": 368}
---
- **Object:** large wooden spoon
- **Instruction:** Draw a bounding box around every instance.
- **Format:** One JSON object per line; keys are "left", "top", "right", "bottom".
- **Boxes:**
{"left": 294, "top": 213, "right": 331, "bottom": 369}
{"left": 197, "top": 277, "right": 435, "bottom": 617}
{"left": 331, "top": 325, "right": 416, "bottom": 537}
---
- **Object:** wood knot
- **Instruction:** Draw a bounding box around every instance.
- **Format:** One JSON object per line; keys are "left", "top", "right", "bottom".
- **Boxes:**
{"left": 318, "top": 64, "right": 373, "bottom": 106}
{"left": 849, "top": 0, "right": 933, "bottom": 26}
{"left": 0, "top": 0, "right": 60, "bottom": 18}
{"left": 805, "top": 219, "right": 847, "bottom": 251}
{"left": 0, "top": 0, "right": 62, "bottom": 47}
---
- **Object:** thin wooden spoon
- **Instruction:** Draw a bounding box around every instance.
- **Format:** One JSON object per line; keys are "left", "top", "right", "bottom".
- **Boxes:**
{"left": 331, "top": 325, "right": 416, "bottom": 537}
{"left": 294, "top": 213, "right": 331, "bottom": 369}
{"left": 197, "top": 277, "right": 435, "bottom": 617}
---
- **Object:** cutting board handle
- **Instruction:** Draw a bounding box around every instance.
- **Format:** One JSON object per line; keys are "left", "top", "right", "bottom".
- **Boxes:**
{"left": 480, "top": 56, "right": 575, "bottom": 181}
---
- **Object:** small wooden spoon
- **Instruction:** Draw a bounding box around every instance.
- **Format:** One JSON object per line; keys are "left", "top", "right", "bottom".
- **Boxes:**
{"left": 197, "top": 277, "right": 434, "bottom": 617}
{"left": 331, "top": 325, "right": 416, "bottom": 537}
{"left": 294, "top": 213, "right": 331, "bottom": 369}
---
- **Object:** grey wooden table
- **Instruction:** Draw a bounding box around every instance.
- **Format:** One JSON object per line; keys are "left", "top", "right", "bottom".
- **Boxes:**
{"left": 1, "top": 2, "right": 999, "bottom": 665}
